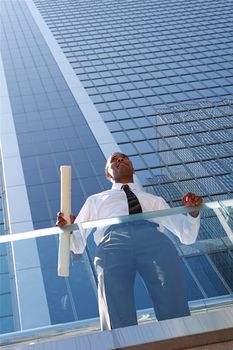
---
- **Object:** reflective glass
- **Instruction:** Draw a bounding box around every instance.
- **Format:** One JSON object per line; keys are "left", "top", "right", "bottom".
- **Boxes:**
{"left": 0, "top": 274, "right": 11, "bottom": 294}
{"left": 0, "top": 256, "right": 8, "bottom": 274}
{"left": 119, "top": 143, "right": 137, "bottom": 155}
{"left": 186, "top": 162, "right": 209, "bottom": 177}
{"left": 209, "top": 251, "right": 233, "bottom": 290}
{"left": 218, "top": 175, "right": 233, "bottom": 191}
{"left": 186, "top": 255, "right": 228, "bottom": 297}
{"left": 0, "top": 316, "right": 14, "bottom": 335}
{"left": 1, "top": 0, "right": 233, "bottom": 343}
{"left": 134, "top": 141, "right": 154, "bottom": 153}
{"left": 0, "top": 294, "right": 12, "bottom": 317}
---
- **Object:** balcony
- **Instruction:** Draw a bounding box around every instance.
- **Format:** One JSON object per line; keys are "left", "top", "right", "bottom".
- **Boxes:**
{"left": 0, "top": 199, "right": 232, "bottom": 349}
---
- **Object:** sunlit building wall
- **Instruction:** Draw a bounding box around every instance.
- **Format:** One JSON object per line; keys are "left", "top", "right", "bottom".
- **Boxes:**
{"left": 0, "top": 0, "right": 232, "bottom": 335}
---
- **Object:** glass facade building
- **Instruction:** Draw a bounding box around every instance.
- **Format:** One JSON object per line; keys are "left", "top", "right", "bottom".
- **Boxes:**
{"left": 0, "top": 175, "right": 14, "bottom": 333}
{"left": 0, "top": 0, "right": 232, "bottom": 340}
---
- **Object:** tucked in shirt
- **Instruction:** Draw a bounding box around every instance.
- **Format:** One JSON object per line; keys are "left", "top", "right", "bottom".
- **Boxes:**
{"left": 70, "top": 182, "right": 200, "bottom": 254}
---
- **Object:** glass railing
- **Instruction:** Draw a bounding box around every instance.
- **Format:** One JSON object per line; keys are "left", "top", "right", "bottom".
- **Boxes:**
{"left": 0, "top": 199, "right": 232, "bottom": 346}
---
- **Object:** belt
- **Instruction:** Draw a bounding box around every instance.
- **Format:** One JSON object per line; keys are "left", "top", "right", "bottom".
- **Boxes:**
{"left": 104, "top": 220, "right": 159, "bottom": 236}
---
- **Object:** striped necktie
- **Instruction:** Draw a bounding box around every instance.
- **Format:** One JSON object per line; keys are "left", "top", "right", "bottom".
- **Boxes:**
{"left": 121, "top": 184, "right": 142, "bottom": 215}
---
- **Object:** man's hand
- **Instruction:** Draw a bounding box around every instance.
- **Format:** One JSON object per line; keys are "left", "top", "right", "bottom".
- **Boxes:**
{"left": 56, "top": 212, "right": 76, "bottom": 227}
{"left": 182, "top": 192, "right": 203, "bottom": 218}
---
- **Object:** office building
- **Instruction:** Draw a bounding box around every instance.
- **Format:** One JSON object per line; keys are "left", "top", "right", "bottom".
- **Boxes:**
{"left": 0, "top": 0, "right": 232, "bottom": 348}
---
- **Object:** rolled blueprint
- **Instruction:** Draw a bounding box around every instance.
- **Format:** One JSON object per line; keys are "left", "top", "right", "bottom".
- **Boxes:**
{"left": 58, "top": 165, "right": 72, "bottom": 277}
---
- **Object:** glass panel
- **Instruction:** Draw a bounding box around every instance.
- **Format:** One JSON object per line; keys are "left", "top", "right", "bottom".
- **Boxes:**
{"left": 0, "top": 294, "right": 13, "bottom": 317}
{"left": 81, "top": 201, "right": 232, "bottom": 322}
{"left": 0, "top": 256, "right": 8, "bottom": 274}
{"left": 1, "top": 200, "right": 232, "bottom": 342}
{"left": 0, "top": 316, "right": 14, "bottom": 335}
{"left": 0, "top": 274, "right": 11, "bottom": 294}
{"left": 186, "top": 255, "right": 228, "bottom": 297}
{"left": 209, "top": 251, "right": 233, "bottom": 290}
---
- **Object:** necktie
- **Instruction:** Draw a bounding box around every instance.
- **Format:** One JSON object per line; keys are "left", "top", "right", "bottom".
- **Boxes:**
{"left": 121, "top": 184, "right": 142, "bottom": 215}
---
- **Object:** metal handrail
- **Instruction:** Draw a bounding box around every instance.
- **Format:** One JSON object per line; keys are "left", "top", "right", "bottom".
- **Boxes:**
{"left": 0, "top": 199, "right": 232, "bottom": 244}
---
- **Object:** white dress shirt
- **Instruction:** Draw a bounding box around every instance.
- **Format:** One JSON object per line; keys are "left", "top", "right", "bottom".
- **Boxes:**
{"left": 70, "top": 182, "right": 200, "bottom": 254}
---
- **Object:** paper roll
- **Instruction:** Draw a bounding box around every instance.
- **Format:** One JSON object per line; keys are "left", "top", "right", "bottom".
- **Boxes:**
{"left": 58, "top": 165, "right": 72, "bottom": 277}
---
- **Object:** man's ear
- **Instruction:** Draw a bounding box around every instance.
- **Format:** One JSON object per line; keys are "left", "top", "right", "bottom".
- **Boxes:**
{"left": 105, "top": 170, "right": 112, "bottom": 181}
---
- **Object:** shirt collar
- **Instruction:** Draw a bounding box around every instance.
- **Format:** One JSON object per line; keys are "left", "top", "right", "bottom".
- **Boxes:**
{"left": 112, "top": 182, "right": 139, "bottom": 191}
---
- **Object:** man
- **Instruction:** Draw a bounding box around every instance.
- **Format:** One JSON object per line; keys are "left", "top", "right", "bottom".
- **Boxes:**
{"left": 57, "top": 152, "right": 202, "bottom": 330}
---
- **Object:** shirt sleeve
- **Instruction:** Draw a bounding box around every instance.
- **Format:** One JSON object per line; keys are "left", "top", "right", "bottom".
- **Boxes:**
{"left": 70, "top": 196, "right": 94, "bottom": 254}
{"left": 156, "top": 197, "right": 201, "bottom": 245}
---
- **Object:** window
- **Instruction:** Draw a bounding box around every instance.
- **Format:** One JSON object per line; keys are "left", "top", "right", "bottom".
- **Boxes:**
{"left": 209, "top": 251, "right": 233, "bottom": 291}
{"left": 186, "top": 255, "right": 228, "bottom": 297}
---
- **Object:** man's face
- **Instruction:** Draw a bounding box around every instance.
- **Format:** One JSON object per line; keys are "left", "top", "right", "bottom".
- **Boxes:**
{"left": 105, "top": 152, "right": 135, "bottom": 183}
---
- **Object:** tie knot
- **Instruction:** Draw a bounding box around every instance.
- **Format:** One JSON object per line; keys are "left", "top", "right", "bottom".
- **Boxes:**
{"left": 121, "top": 184, "right": 130, "bottom": 191}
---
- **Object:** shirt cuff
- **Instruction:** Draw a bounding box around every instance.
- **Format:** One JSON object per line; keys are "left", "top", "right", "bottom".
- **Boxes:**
{"left": 188, "top": 212, "right": 200, "bottom": 223}
{"left": 70, "top": 230, "right": 86, "bottom": 254}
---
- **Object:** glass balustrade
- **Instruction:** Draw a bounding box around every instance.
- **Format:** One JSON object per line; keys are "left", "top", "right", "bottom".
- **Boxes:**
{"left": 0, "top": 199, "right": 232, "bottom": 346}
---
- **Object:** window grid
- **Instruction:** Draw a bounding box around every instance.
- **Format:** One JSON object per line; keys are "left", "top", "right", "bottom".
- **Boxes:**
{"left": 1, "top": 0, "right": 232, "bottom": 328}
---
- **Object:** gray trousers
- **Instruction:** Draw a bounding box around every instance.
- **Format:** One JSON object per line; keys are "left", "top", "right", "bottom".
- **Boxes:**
{"left": 94, "top": 221, "right": 190, "bottom": 330}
